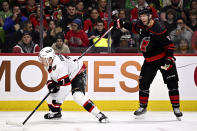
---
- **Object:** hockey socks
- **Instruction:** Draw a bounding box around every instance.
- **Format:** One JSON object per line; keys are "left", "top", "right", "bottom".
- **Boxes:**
{"left": 73, "top": 91, "right": 109, "bottom": 123}
{"left": 169, "top": 89, "right": 180, "bottom": 108}
{"left": 73, "top": 91, "right": 100, "bottom": 115}
{"left": 139, "top": 89, "right": 149, "bottom": 108}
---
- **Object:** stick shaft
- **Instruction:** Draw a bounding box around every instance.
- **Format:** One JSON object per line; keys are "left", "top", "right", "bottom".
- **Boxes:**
{"left": 77, "top": 26, "right": 113, "bottom": 60}
{"left": 22, "top": 92, "right": 51, "bottom": 125}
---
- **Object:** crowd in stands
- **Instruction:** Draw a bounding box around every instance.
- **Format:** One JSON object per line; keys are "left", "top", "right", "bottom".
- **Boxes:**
{"left": 0, "top": 0, "right": 196, "bottom": 54}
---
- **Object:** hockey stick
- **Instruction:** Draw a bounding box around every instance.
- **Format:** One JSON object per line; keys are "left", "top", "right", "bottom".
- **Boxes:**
{"left": 6, "top": 92, "right": 51, "bottom": 126}
{"left": 177, "top": 63, "right": 197, "bottom": 68}
{"left": 75, "top": 26, "right": 114, "bottom": 61}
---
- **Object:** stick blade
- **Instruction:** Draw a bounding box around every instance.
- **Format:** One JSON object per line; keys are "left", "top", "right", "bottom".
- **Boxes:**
{"left": 6, "top": 121, "right": 23, "bottom": 127}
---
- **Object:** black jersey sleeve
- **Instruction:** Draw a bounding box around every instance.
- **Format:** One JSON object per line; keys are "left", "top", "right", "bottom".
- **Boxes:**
{"left": 149, "top": 22, "right": 175, "bottom": 57}
{"left": 158, "top": 31, "right": 175, "bottom": 57}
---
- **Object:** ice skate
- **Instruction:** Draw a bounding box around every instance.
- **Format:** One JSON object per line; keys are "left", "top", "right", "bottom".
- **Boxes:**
{"left": 96, "top": 112, "right": 109, "bottom": 123}
{"left": 173, "top": 107, "right": 183, "bottom": 121}
{"left": 134, "top": 107, "right": 147, "bottom": 119}
{"left": 44, "top": 112, "right": 62, "bottom": 119}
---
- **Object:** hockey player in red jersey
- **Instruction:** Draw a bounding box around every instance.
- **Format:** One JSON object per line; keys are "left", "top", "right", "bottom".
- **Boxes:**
{"left": 131, "top": 7, "right": 183, "bottom": 120}
{"left": 38, "top": 47, "right": 109, "bottom": 123}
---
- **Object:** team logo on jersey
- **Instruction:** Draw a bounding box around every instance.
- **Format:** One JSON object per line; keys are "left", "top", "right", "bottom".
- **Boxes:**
{"left": 52, "top": 65, "right": 56, "bottom": 71}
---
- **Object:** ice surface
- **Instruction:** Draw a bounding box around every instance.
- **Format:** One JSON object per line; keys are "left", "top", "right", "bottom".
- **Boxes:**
{"left": 0, "top": 111, "right": 197, "bottom": 131}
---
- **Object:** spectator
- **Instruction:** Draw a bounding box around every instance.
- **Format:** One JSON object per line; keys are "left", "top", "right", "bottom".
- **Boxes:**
{"left": 146, "top": 0, "right": 161, "bottom": 11}
{"left": 161, "top": 0, "right": 187, "bottom": 21}
{"left": 3, "top": 5, "right": 28, "bottom": 35}
{"left": 130, "top": 0, "right": 159, "bottom": 23}
{"left": 170, "top": 18, "right": 193, "bottom": 49}
{"left": 125, "top": 0, "right": 137, "bottom": 10}
{"left": 176, "top": 39, "right": 191, "bottom": 54}
{"left": 184, "top": 0, "right": 197, "bottom": 21}
{"left": 98, "top": 0, "right": 108, "bottom": 21}
{"left": 12, "top": 31, "right": 40, "bottom": 53}
{"left": 76, "top": 0, "right": 88, "bottom": 21}
{"left": 190, "top": 0, "right": 197, "bottom": 12}
{"left": 89, "top": 20, "right": 111, "bottom": 53}
{"left": 10, "top": 0, "right": 26, "bottom": 8}
{"left": 9, "top": 21, "right": 39, "bottom": 48}
{"left": 44, "top": 0, "right": 64, "bottom": 22}
{"left": 0, "top": 0, "right": 12, "bottom": 26}
{"left": 59, "top": 0, "right": 71, "bottom": 7}
{"left": 164, "top": 9, "right": 177, "bottom": 33}
{"left": 60, "top": 4, "right": 82, "bottom": 33}
{"left": 21, "top": 0, "right": 37, "bottom": 18}
{"left": 83, "top": 8, "right": 107, "bottom": 34}
{"left": 51, "top": 32, "right": 70, "bottom": 53}
{"left": 2, "top": 5, "right": 28, "bottom": 52}
{"left": 83, "top": 0, "right": 98, "bottom": 11}
{"left": 0, "top": 0, "right": 12, "bottom": 51}
{"left": 89, "top": 20, "right": 108, "bottom": 47}
{"left": 29, "top": 6, "right": 48, "bottom": 31}
{"left": 162, "top": 0, "right": 184, "bottom": 9}
{"left": 65, "top": 18, "right": 89, "bottom": 47}
{"left": 187, "top": 10, "right": 197, "bottom": 32}
{"left": 44, "top": 20, "right": 61, "bottom": 47}
{"left": 191, "top": 31, "right": 197, "bottom": 53}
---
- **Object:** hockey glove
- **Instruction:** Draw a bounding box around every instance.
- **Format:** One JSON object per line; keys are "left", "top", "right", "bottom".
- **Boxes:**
{"left": 47, "top": 80, "right": 60, "bottom": 93}
{"left": 161, "top": 57, "right": 175, "bottom": 71}
{"left": 113, "top": 19, "right": 123, "bottom": 29}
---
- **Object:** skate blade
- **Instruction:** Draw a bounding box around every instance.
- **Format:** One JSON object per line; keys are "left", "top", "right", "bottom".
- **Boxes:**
{"left": 45, "top": 117, "right": 62, "bottom": 120}
{"left": 134, "top": 114, "right": 146, "bottom": 120}
{"left": 100, "top": 118, "right": 110, "bottom": 123}
{"left": 176, "top": 117, "right": 182, "bottom": 121}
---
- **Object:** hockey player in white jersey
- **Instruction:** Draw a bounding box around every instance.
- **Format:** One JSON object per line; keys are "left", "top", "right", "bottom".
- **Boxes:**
{"left": 38, "top": 47, "right": 109, "bottom": 123}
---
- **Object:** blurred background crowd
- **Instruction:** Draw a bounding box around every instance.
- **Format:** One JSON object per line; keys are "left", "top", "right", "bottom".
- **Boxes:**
{"left": 0, "top": 0, "right": 196, "bottom": 54}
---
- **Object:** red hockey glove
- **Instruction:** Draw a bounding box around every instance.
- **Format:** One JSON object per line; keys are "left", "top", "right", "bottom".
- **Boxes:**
{"left": 161, "top": 57, "right": 175, "bottom": 71}
{"left": 47, "top": 80, "right": 60, "bottom": 93}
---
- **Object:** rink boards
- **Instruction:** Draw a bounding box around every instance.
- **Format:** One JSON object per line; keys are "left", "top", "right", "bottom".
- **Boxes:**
{"left": 0, "top": 54, "right": 197, "bottom": 111}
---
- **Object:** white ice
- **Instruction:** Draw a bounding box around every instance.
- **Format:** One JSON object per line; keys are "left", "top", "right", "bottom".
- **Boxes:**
{"left": 0, "top": 111, "right": 197, "bottom": 131}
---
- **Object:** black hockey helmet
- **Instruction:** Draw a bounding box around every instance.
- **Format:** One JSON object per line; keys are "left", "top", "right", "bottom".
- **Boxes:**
{"left": 138, "top": 7, "right": 152, "bottom": 16}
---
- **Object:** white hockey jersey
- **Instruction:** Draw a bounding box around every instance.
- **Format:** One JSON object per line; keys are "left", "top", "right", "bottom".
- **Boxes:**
{"left": 47, "top": 55, "right": 85, "bottom": 86}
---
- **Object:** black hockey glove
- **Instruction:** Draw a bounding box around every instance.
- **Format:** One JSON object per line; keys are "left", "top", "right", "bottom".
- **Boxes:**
{"left": 47, "top": 80, "right": 60, "bottom": 93}
{"left": 113, "top": 19, "right": 123, "bottom": 29}
{"left": 161, "top": 57, "right": 175, "bottom": 71}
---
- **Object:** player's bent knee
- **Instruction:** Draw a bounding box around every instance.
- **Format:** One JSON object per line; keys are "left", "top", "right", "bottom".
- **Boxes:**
{"left": 73, "top": 91, "right": 88, "bottom": 106}
{"left": 72, "top": 87, "right": 85, "bottom": 95}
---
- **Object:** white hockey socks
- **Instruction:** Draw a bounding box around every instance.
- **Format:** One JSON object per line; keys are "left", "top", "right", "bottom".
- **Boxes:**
{"left": 73, "top": 91, "right": 100, "bottom": 117}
